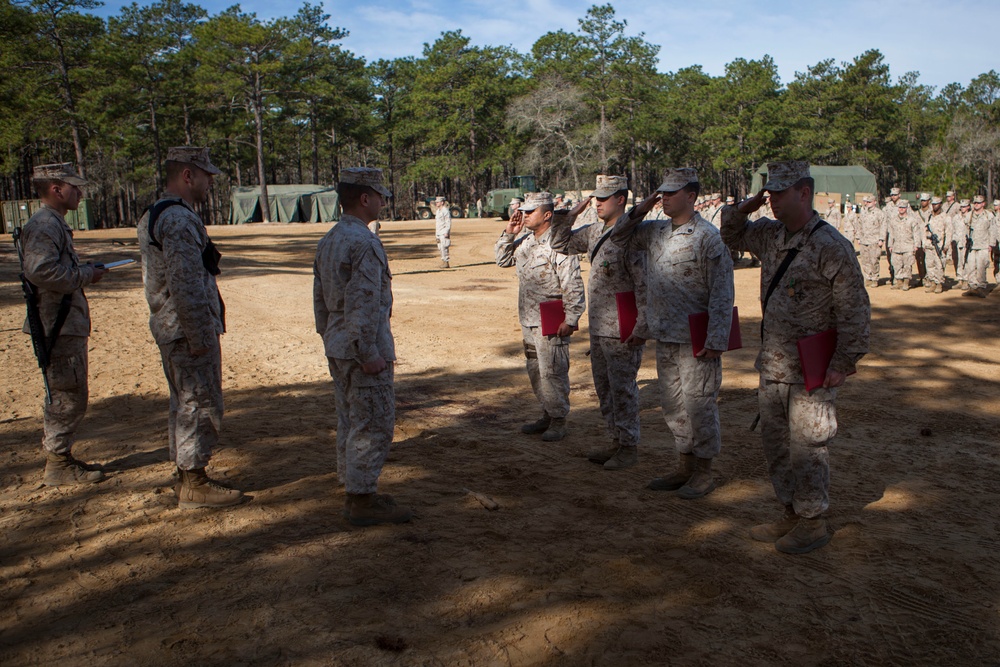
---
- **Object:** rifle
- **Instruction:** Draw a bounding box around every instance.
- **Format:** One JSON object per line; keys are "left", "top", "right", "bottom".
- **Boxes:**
{"left": 12, "top": 228, "right": 53, "bottom": 404}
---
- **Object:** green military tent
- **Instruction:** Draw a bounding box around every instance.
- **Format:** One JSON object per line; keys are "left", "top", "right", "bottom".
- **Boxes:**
{"left": 229, "top": 184, "right": 340, "bottom": 224}
{"left": 751, "top": 165, "right": 877, "bottom": 201}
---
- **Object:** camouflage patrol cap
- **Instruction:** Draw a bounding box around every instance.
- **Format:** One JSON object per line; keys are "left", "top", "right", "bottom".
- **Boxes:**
{"left": 32, "top": 163, "right": 86, "bottom": 187}
{"left": 340, "top": 167, "right": 391, "bottom": 198}
{"left": 725, "top": 196, "right": 735, "bottom": 204}
{"left": 931, "top": 196, "right": 942, "bottom": 204}
{"left": 973, "top": 194, "right": 986, "bottom": 203}
{"left": 166, "top": 146, "right": 221, "bottom": 175}
{"left": 762, "top": 160, "right": 810, "bottom": 192}
{"left": 656, "top": 167, "right": 699, "bottom": 193}
{"left": 862, "top": 195, "right": 874, "bottom": 203}
{"left": 896, "top": 199, "right": 909, "bottom": 209}
{"left": 993, "top": 199, "right": 1000, "bottom": 207}
{"left": 946, "top": 190, "right": 955, "bottom": 197}
{"left": 960, "top": 199, "right": 971, "bottom": 207}
{"left": 889, "top": 187, "right": 901, "bottom": 196}
{"left": 711, "top": 192, "right": 721, "bottom": 200}
{"left": 592, "top": 174, "right": 628, "bottom": 198}
{"left": 510, "top": 197, "right": 522, "bottom": 205}
{"left": 919, "top": 192, "right": 931, "bottom": 201}
{"left": 434, "top": 196, "right": 446, "bottom": 203}
{"left": 519, "top": 192, "right": 554, "bottom": 212}
{"left": 827, "top": 198, "right": 835, "bottom": 204}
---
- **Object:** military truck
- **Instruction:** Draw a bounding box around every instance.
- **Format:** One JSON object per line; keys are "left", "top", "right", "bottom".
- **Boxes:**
{"left": 484, "top": 175, "right": 539, "bottom": 220}
{"left": 415, "top": 197, "right": 463, "bottom": 220}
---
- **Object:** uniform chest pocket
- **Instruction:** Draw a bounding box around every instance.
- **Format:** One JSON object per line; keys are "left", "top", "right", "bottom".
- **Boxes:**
{"left": 671, "top": 248, "right": 697, "bottom": 264}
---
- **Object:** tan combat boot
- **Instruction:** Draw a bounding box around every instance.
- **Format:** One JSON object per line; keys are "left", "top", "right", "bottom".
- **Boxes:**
{"left": 603, "top": 446, "right": 638, "bottom": 471}
{"left": 347, "top": 493, "right": 412, "bottom": 526}
{"left": 587, "top": 440, "right": 619, "bottom": 465}
{"left": 750, "top": 506, "right": 798, "bottom": 542}
{"left": 933, "top": 282, "right": 943, "bottom": 294}
{"left": 890, "top": 279, "right": 899, "bottom": 290}
{"left": 677, "top": 457, "right": 716, "bottom": 499}
{"left": 959, "top": 280, "right": 968, "bottom": 290}
{"left": 900, "top": 279, "right": 910, "bottom": 291}
{"left": 962, "top": 287, "right": 987, "bottom": 298}
{"left": 775, "top": 516, "right": 832, "bottom": 554}
{"left": 541, "top": 418, "right": 567, "bottom": 442}
{"left": 43, "top": 452, "right": 105, "bottom": 486}
{"left": 648, "top": 453, "right": 695, "bottom": 491}
{"left": 177, "top": 468, "right": 243, "bottom": 509}
{"left": 440, "top": 261, "right": 450, "bottom": 269}
{"left": 924, "top": 283, "right": 934, "bottom": 293}
{"left": 521, "top": 415, "right": 551, "bottom": 435}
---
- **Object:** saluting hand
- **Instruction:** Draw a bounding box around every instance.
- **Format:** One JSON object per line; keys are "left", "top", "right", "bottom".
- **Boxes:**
{"left": 505, "top": 210, "right": 524, "bottom": 235}
{"left": 737, "top": 190, "right": 767, "bottom": 216}
{"left": 568, "top": 198, "right": 591, "bottom": 218}
{"left": 629, "top": 192, "right": 661, "bottom": 220}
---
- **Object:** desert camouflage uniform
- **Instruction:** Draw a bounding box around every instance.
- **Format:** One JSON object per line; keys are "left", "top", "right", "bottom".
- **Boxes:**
{"left": 825, "top": 205, "right": 842, "bottom": 234}
{"left": 856, "top": 206, "right": 886, "bottom": 282}
{"left": 722, "top": 208, "right": 870, "bottom": 518}
{"left": 705, "top": 204, "right": 723, "bottom": 229}
{"left": 314, "top": 214, "right": 396, "bottom": 493}
{"left": 611, "top": 212, "right": 734, "bottom": 459}
{"left": 921, "top": 211, "right": 948, "bottom": 287}
{"left": 965, "top": 210, "right": 999, "bottom": 290}
{"left": 842, "top": 206, "right": 858, "bottom": 244}
{"left": 20, "top": 206, "right": 97, "bottom": 454}
{"left": 551, "top": 211, "right": 647, "bottom": 447}
{"left": 495, "top": 227, "right": 586, "bottom": 421}
{"left": 138, "top": 195, "right": 225, "bottom": 471}
{"left": 887, "top": 208, "right": 922, "bottom": 282}
{"left": 435, "top": 205, "right": 452, "bottom": 262}
{"left": 946, "top": 210, "right": 971, "bottom": 279}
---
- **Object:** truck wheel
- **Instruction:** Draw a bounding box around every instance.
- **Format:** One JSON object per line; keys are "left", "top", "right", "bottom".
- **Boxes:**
{"left": 450, "top": 207, "right": 462, "bottom": 218}
{"left": 418, "top": 208, "right": 432, "bottom": 220}
{"left": 500, "top": 209, "right": 510, "bottom": 221}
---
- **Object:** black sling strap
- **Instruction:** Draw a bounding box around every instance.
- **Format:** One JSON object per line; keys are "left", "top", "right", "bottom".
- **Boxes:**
{"left": 590, "top": 226, "right": 615, "bottom": 263}
{"left": 146, "top": 199, "right": 185, "bottom": 250}
{"left": 760, "top": 220, "right": 828, "bottom": 338}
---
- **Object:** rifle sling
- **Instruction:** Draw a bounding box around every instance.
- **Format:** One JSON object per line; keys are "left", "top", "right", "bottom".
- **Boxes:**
{"left": 760, "top": 220, "right": 828, "bottom": 339}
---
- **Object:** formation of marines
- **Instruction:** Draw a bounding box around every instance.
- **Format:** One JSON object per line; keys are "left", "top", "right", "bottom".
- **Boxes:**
{"left": 39, "top": 150, "right": 1000, "bottom": 553}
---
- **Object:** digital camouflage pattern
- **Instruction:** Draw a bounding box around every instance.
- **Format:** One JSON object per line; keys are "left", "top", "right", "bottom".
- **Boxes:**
{"left": 40, "top": 335, "right": 89, "bottom": 454}
{"left": 138, "top": 195, "right": 227, "bottom": 471}
{"left": 314, "top": 214, "right": 397, "bottom": 493}
{"left": 522, "top": 325, "right": 571, "bottom": 420}
{"left": 435, "top": 205, "right": 452, "bottom": 262}
{"left": 138, "top": 196, "right": 224, "bottom": 350}
{"left": 656, "top": 343, "right": 722, "bottom": 458}
{"left": 946, "top": 209, "right": 971, "bottom": 278}
{"left": 758, "top": 379, "right": 836, "bottom": 519}
{"left": 494, "top": 227, "right": 586, "bottom": 329}
{"left": 965, "top": 210, "right": 999, "bottom": 288}
{"left": 922, "top": 212, "right": 948, "bottom": 286}
{"left": 550, "top": 208, "right": 646, "bottom": 445}
{"left": 721, "top": 209, "right": 870, "bottom": 382}
{"left": 856, "top": 205, "right": 886, "bottom": 282}
{"left": 327, "top": 358, "right": 394, "bottom": 493}
{"left": 610, "top": 212, "right": 734, "bottom": 350}
{"left": 887, "top": 208, "right": 921, "bottom": 283}
{"left": 314, "top": 215, "right": 396, "bottom": 364}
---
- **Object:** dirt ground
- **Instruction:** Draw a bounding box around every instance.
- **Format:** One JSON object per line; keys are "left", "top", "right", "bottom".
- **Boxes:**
{"left": 1, "top": 217, "right": 999, "bottom": 666}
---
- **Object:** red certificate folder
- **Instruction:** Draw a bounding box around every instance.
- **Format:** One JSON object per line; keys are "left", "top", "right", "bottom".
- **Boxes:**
{"left": 689, "top": 306, "right": 742, "bottom": 357}
{"left": 797, "top": 328, "right": 854, "bottom": 391}
{"left": 539, "top": 300, "right": 565, "bottom": 336}
{"left": 615, "top": 291, "right": 638, "bottom": 342}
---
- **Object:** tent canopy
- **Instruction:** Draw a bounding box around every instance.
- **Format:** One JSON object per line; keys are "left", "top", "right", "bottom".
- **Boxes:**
{"left": 229, "top": 184, "right": 339, "bottom": 224}
{"left": 751, "top": 165, "right": 877, "bottom": 202}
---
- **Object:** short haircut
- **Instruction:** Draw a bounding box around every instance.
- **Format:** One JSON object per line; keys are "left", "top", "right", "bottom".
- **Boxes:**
{"left": 165, "top": 159, "right": 209, "bottom": 184}
{"left": 337, "top": 182, "right": 378, "bottom": 208}
{"left": 682, "top": 182, "right": 701, "bottom": 197}
{"left": 792, "top": 177, "right": 815, "bottom": 195}
{"left": 33, "top": 179, "right": 59, "bottom": 198}
{"left": 612, "top": 189, "right": 628, "bottom": 201}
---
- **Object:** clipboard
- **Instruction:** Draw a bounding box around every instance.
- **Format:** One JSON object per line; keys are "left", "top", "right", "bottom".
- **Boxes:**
{"left": 539, "top": 300, "right": 565, "bottom": 336}
{"left": 689, "top": 306, "right": 742, "bottom": 357}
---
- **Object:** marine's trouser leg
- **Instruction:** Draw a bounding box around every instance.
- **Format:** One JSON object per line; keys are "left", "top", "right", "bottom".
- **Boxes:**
{"left": 758, "top": 379, "right": 836, "bottom": 518}
{"left": 523, "top": 326, "right": 570, "bottom": 420}
{"left": 590, "top": 334, "right": 643, "bottom": 446}
{"left": 655, "top": 342, "right": 722, "bottom": 459}
{"left": 159, "top": 336, "right": 223, "bottom": 471}
{"left": 859, "top": 244, "right": 880, "bottom": 282}
{"left": 968, "top": 249, "right": 991, "bottom": 288}
{"left": 891, "top": 251, "right": 914, "bottom": 281}
{"left": 437, "top": 235, "right": 450, "bottom": 262}
{"left": 328, "top": 357, "right": 395, "bottom": 494}
{"left": 42, "top": 335, "right": 89, "bottom": 455}
{"left": 956, "top": 244, "right": 967, "bottom": 279}
{"left": 924, "top": 247, "right": 944, "bottom": 284}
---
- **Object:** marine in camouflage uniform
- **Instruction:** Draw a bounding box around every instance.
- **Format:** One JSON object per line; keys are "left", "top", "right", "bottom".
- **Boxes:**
{"left": 550, "top": 175, "right": 647, "bottom": 470}
{"left": 824, "top": 200, "right": 842, "bottom": 233}
{"left": 887, "top": 199, "right": 921, "bottom": 290}
{"left": 921, "top": 196, "right": 947, "bottom": 293}
{"left": 434, "top": 196, "right": 452, "bottom": 268}
{"left": 961, "top": 195, "right": 999, "bottom": 298}
{"left": 856, "top": 196, "right": 886, "bottom": 287}
{"left": 612, "top": 168, "right": 735, "bottom": 499}
{"left": 722, "top": 160, "right": 870, "bottom": 555}
{"left": 138, "top": 146, "right": 242, "bottom": 508}
{"left": 946, "top": 200, "right": 972, "bottom": 288}
{"left": 20, "top": 163, "right": 107, "bottom": 486}
{"left": 314, "top": 167, "right": 411, "bottom": 526}
{"left": 495, "top": 192, "right": 586, "bottom": 443}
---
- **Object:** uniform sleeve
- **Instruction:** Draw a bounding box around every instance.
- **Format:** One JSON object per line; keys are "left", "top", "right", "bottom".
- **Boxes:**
{"left": 550, "top": 218, "right": 595, "bottom": 256}
{"left": 160, "top": 216, "right": 218, "bottom": 350}
{"left": 345, "top": 245, "right": 386, "bottom": 364}
{"left": 313, "top": 260, "right": 329, "bottom": 336}
{"left": 22, "top": 222, "right": 93, "bottom": 293}
{"left": 702, "top": 233, "right": 736, "bottom": 351}
{"left": 609, "top": 210, "right": 649, "bottom": 249}
{"left": 823, "top": 243, "right": 870, "bottom": 374}
{"left": 495, "top": 232, "right": 517, "bottom": 267}
{"left": 556, "top": 252, "right": 586, "bottom": 327}
{"left": 721, "top": 205, "right": 768, "bottom": 258}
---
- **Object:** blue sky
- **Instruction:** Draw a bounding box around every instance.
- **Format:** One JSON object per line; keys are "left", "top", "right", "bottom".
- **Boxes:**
{"left": 92, "top": 0, "right": 997, "bottom": 91}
